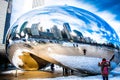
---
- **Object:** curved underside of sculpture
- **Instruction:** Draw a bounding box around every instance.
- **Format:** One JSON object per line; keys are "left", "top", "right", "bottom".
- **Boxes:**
{"left": 6, "top": 41, "right": 119, "bottom": 74}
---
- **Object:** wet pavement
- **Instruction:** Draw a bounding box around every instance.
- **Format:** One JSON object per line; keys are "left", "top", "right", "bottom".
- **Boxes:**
{"left": 0, "top": 65, "right": 66, "bottom": 80}
{"left": 0, "top": 69, "right": 63, "bottom": 80}
{"left": 0, "top": 65, "right": 94, "bottom": 80}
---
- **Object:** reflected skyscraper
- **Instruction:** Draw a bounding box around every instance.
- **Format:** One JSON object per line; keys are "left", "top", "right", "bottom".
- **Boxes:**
{"left": 4, "top": 2, "right": 120, "bottom": 75}
{"left": 51, "top": 25, "right": 63, "bottom": 39}
{"left": 39, "top": 27, "right": 43, "bottom": 32}
{"left": 31, "top": 23, "right": 40, "bottom": 36}
{"left": 63, "top": 23, "right": 72, "bottom": 40}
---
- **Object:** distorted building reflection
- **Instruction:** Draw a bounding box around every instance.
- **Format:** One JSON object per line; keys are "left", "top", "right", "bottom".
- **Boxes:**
{"left": 5, "top": 5, "right": 120, "bottom": 74}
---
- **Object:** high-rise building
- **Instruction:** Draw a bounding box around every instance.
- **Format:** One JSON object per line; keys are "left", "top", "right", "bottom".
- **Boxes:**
{"left": 63, "top": 23, "right": 72, "bottom": 32}
{"left": 32, "top": 0, "right": 44, "bottom": 8}
{"left": 63, "top": 23, "right": 72, "bottom": 40}
{"left": 31, "top": 23, "right": 40, "bottom": 36}
{"left": 0, "top": 0, "right": 10, "bottom": 44}
{"left": 38, "top": 26, "right": 43, "bottom": 32}
{"left": 1, "top": 0, "right": 45, "bottom": 43}
{"left": 51, "top": 25, "right": 63, "bottom": 39}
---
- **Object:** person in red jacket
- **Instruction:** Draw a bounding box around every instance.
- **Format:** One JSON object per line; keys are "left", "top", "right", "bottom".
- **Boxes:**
{"left": 98, "top": 58, "right": 110, "bottom": 80}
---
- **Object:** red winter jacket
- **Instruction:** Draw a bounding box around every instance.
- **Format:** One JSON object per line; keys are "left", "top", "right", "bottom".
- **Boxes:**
{"left": 99, "top": 60, "right": 110, "bottom": 76}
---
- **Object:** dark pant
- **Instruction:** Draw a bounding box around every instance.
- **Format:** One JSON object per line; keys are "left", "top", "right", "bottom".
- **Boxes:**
{"left": 103, "top": 76, "right": 108, "bottom": 80}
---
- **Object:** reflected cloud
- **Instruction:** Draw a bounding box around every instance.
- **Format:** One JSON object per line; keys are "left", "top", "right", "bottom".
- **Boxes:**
{"left": 6, "top": 5, "right": 120, "bottom": 73}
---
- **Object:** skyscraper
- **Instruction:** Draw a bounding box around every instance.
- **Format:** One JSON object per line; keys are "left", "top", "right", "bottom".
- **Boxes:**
{"left": 32, "top": 0, "right": 44, "bottom": 8}
{"left": 3, "top": 0, "right": 12, "bottom": 43}
{"left": 31, "top": 23, "right": 40, "bottom": 36}
{"left": 51, "top": 25, "right": 63, "bottom": 39}
{"left": 63, "top": 23, "right": 72, "bottom": 40}
{"left": 1, "top": 0, "right": 45, "bottom": 43}
{"left": 0, "top": 0, "right": 10, "bottom": 44}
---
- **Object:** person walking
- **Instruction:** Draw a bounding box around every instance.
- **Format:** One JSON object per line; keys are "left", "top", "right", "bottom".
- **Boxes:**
{"left": 83, "top": 49, "right": 87, "bottom": 55}
{"left": 51, "top": 63, "right": 55, "bottom": 72}
{"left": 98, "top": 58, "right": 110, "bottom": 80}
{"left": 63, "top": 67, "right": 69, "bottom": 76}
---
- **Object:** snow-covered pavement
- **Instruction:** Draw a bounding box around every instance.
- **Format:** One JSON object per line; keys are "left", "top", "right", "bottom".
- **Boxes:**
{"left": 36, "top": 75, "right": 120, "bottom": 80}
{"left": 1, "top": 64, "right": 120, "bottom": 80}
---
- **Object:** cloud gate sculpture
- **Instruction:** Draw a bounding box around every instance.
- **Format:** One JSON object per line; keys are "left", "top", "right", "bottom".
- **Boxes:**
{"left": 6, "top": 5, "right": 120, "bottom": 74}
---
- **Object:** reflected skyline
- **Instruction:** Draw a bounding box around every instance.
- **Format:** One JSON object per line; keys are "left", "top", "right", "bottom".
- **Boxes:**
{"left": 5, "top": 4, "right": 120, "bottom": 74}
{"left": 8, "top": 5, "right": 120, "bottom": 49}
{"left": 9, "top": 20, "right": 118, "bottom": 49}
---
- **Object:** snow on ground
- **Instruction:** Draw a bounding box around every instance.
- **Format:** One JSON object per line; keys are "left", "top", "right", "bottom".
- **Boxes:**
{"left": 30, "top": 66, "right": 120, "bottom": 80}
{"left": 1, "top": 64, "right": 120, "bottom": 80}
{"left": 30, "top": 75, "right": 120, "bottom": 80}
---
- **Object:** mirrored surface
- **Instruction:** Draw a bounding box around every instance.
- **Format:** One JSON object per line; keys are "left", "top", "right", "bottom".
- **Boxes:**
{"left": 6, "top": 5, "right": 120, "bottom": 73}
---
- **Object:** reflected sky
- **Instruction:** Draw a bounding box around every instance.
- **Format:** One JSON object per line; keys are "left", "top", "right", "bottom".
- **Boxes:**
{"left": 6, "top": 1, "right": 120, "bottom": 72}
{"left": 80, "top": 0, "right": 120, "bottom": 20}
{"left": 11, "top": 0, "right": 120, "bottom": 46}
{"left": 9, "top": 5, "right": 119, "bottom": 46}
